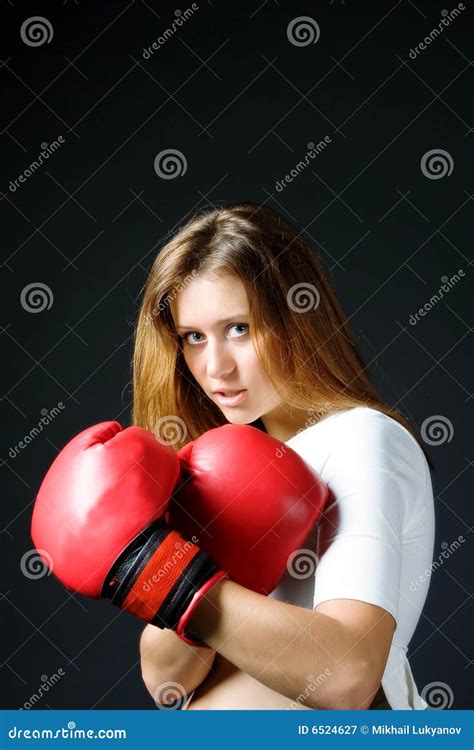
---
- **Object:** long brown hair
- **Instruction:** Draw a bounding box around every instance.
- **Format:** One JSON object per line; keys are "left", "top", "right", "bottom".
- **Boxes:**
{"left": 132, "top": 201, "right": 434, "bottom": 469}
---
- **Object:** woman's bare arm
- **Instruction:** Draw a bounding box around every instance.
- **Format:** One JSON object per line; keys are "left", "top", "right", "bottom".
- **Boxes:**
{"left": 139, "top": 623, "right": 216, "bottom": 705}
{"left": 188, "top": 580, "right": 396, "bottom": 710}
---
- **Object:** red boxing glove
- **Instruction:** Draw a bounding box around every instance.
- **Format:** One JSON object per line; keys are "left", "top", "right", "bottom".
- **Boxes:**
{"left": 168, "top": 424, "right": 328, "bottom": 595}
{"left": 31, "top": 422, "right": 328, "bottom": 647}
{"left": 30, "top": 422, "right": 227, "bottom": 646}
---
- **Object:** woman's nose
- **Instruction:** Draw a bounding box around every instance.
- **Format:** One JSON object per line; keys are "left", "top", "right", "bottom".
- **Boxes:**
{"left": 206, "top": 339, "right": 236, "bottom": 380}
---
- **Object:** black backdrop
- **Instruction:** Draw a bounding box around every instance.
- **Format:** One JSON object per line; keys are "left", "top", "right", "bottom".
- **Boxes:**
{"left": 1, "top": 0, "right": 472, "bottom": 710}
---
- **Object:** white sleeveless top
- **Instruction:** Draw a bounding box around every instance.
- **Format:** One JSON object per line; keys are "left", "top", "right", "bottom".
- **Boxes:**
{"left": 270, "top": 406, "right": 435, "bottom": 710}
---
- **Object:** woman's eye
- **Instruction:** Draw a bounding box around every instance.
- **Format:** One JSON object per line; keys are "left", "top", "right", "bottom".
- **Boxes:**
{"left": 183, "top": 332, "right": 203, "bottom": 345}
{"left": 229, "top": 323, "right": 248, "bottom": 337}
{"left": 181, "top": 324, "right": 248, "bottom": 346}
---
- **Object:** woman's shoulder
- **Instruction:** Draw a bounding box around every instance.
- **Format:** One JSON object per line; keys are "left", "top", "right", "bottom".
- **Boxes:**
{"left": 288, "top": 405, "right": 426, "bottom": 467}
{"left": 291, "top": 405, "right": 411, "bottom": 436}
{"left": 289, "top": 406, "right": 432, "bottom": 508}
{"left": 330, "top": 407, "right": 425, "bottom": 453}
{"left": 319, "top": 405, "right": 404, "bottom": 426}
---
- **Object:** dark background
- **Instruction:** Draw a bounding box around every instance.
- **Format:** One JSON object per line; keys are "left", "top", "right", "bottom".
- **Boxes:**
{"left": 1, "top": 0, "right": 472, "bottom": 710}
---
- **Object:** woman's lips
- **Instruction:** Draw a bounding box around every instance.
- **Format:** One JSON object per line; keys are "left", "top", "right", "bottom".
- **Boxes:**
{"left": 213, "top": 389, "right": 248, "bottom": 407}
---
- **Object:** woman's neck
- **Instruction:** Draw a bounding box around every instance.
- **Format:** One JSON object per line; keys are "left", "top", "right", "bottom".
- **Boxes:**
{"left": 261, "top": 404, "right": 337, "bottom": 443}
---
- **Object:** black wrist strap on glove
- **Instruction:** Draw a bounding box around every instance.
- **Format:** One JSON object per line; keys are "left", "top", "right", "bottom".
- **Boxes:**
{"left": 103, "top": 520, "right": 222, "bottom": 632}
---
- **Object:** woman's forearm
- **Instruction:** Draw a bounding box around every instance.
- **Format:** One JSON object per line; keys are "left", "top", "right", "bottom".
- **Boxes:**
{"left": 140, "top": 624, "right": 216, "bottom": 702}
{"left": 188, "top": 580, "right": 375, "bottom": 710}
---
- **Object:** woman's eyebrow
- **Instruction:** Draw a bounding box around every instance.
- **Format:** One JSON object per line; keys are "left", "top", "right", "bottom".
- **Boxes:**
{"left": 175, "top": 315, "right": 249, "bottom": 331}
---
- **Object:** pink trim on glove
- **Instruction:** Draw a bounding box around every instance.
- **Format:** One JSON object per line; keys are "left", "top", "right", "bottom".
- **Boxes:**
{"left": 176, "top": 569, "right": 229, "bottom": 647}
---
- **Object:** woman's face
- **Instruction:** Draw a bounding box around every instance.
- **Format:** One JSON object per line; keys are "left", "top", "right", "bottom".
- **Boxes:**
{"left": 170, "top": 272, "right": 282, "bottom": 426}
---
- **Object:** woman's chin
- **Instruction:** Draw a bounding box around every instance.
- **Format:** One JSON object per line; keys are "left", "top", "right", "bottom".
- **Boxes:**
{"left": 220, "top": 410, "right": 255, "bottom": 425}
{"left": 224, "top": 416, "right": 249, "bottom": 425}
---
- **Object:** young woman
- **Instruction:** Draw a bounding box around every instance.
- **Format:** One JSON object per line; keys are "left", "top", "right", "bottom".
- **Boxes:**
{"left": 135, "top": 202, "right": 435, "bottom": 710}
